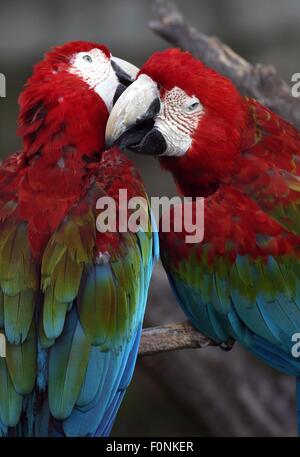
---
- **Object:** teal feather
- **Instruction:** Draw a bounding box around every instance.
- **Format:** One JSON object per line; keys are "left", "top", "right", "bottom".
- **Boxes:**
{"left": 76, "top": 347, "right": 110, "bottom": 408}
{"left": 48, "top": 306, "right": 90, "bottom": 420}
{"left": 0, "top": 358, "right": 23, "bottom": 427}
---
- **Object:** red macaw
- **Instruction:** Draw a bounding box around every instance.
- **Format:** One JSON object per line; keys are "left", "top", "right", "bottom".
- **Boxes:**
{"left": 106, "top": 48, "right": 300, "bottom": 435}
{"left": 0, "top": 41, "right": 158, "bottom": 437}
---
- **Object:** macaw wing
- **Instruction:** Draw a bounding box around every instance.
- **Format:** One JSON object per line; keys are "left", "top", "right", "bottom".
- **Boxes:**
{"left": 234, "top": 97, "right": 300, "bottom": 235}
{"left": 160, "top": 188, "right": 300, "bottom": 376}
{"left": 0, "top": 152, "right": 38, "bottom": 429}
{"left": 0, "top": 157, "right": 158, "bottom": 436}
{"left": 40, "top": 183, "right": 157, "bottom": 437}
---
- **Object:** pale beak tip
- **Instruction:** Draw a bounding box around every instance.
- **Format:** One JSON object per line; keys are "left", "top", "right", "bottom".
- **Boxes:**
{"left": 105, "top": 132, "right": 114, "bottom": 149}
{"left": 105, "top": 122, "right": 122, "bottom": 150}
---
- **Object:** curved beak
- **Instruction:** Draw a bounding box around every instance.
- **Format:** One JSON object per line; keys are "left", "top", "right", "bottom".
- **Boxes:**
{"left": 110, "top": 56, "right": 139, "bottom": 108}
{"left": 105, "top": 74, "right": 166, "bottom": 155}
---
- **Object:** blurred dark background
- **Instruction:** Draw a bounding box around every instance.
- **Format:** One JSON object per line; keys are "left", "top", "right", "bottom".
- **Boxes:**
{"left": 0, "top": 0, "right": 298, "bottom": 436}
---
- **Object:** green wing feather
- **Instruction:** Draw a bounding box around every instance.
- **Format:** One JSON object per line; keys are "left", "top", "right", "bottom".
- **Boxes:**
{"left": 0, "top": 358, "right": 23, "bottom": 427}
{"left": 0, "top": 221, "right": 37, "bottom": 344}
{"left": 48, "top": 307, "right": 91, "bottom": 419}
{"left": 41, "top": 210, "right": 94, "bottom": 340}
{"left": 6, "top": 322, "right": 37, "bottom": 394}
{"left": 0, "top": 218, "right": 38, "bottom": 427}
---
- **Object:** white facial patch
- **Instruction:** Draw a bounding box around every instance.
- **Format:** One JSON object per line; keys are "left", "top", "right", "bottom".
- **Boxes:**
{"left": 155, "top": 87, "right": 204, "bottom": 157}
{"left": 69, "top": 48, "right": 119, "bottom": 112}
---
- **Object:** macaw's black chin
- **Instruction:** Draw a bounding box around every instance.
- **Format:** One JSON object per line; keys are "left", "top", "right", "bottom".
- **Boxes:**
{"left": 116, "top": 123, "right": 167, "bottom": 156}
{"left": 134, "top": 128, "right": 167, "bottom": 156}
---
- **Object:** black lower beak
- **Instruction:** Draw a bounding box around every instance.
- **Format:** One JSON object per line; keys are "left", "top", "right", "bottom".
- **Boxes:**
{"left": 116, "top": 120, "right": 154, "bottom": 151}
{"left": 116, "top": 123, "right": 167, "bottom": 156}
{"left": 113, "top": 97, "right": 167, "bottom": 156}
{"left": 127, "top": 127, "right": 167, "bottom": 156}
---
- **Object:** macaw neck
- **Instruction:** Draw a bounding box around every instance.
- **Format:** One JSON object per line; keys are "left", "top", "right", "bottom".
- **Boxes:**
{"left": 17, "top": 85, "right": 109, "bottom": 255}
{"left": 159, "top": 149, "right": 234, "bottom": 199}
{"left": 159, "top": 98, "right": 249, "bottom": 198}
{"left": 18, "top": 73, "right": 109, "bottom": 164}
{"left": 171, "top": 169, "right": 220, "bottom": 198}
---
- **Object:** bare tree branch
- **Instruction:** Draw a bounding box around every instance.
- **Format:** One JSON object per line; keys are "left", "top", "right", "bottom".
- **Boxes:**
{"left": 139, "top": 321, "right": 218, "bottom": 356}
{"left": 150, "top": 0, "right": 300, "bottom": 128}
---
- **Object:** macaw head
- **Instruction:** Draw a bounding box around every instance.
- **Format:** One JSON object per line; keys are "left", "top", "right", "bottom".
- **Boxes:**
{"left": 106, "top": 48, "right": 247, "bottom": 195}
{"left": 18, "top": 41, "right": 138, "bottom": 156}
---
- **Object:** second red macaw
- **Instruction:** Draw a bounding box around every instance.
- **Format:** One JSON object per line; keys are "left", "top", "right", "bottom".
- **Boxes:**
{"left": 107, "top": 48, "right": 300, "bottom": 435}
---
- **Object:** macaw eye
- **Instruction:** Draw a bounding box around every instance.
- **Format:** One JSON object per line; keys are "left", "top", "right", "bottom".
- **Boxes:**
{"left": 83, "top": 55, "right": 93, "bottom": 63}
{"left": 187, "top": 101, "right": 200, "bottom": 111}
